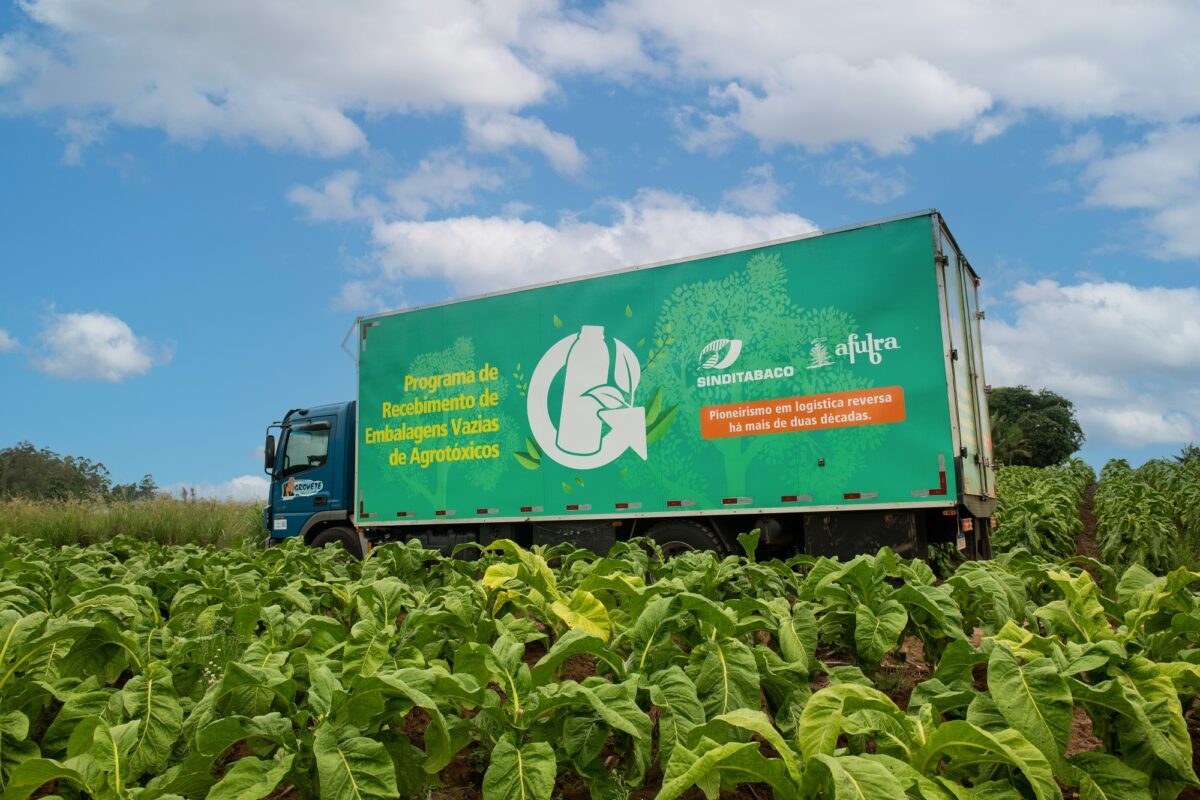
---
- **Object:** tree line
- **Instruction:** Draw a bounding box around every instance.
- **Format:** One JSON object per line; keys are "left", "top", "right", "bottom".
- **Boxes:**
{"left": 0, "top": 442, "right": 158, "bottom": 501}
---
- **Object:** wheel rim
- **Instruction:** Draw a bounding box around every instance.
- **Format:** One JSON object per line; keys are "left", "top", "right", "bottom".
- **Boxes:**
{"left": 658, "top": 539, "right": 695, "bottom": 558}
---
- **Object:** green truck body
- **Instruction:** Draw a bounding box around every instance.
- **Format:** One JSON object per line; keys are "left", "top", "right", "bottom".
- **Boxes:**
{"left": 353, "top": 211, "right": 996, "bottom": 542}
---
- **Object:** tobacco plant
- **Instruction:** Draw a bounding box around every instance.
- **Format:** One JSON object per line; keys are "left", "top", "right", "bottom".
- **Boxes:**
{"left": 0, "top": 534, "right": 1197, "bottom": 800}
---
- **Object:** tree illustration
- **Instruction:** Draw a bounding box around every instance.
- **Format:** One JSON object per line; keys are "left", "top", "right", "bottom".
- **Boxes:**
{"left": 379, "top": 337, "right": 518, "bottom": 510}
{"left": 635, "top": 251, "right": 887, "bottom": 500}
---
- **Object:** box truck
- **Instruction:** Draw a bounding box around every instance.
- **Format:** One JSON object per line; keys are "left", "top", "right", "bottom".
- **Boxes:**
{"left": 262, "top": 210, "right": 995, "bottom": 559}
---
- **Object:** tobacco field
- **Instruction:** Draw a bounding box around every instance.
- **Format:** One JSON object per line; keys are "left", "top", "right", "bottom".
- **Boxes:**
{"left": 2, "top": 514, "right": 1200, "bottom": 800}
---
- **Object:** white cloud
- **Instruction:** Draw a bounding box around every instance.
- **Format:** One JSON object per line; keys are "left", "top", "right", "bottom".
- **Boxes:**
{"left": 287, "top": 170, "right": 367, "bottom": 222}
{"left": 164, "top": 474, "right": 268, "bottom": 502}
{"left": 1080, "top": 406, "right": 1196, "bottom": 447}
{"left": 387, "top": 151, "right": 504, "bottom": 218}
{"left": 59, "top": 117, "right": 105, "bottom": 164}
{"left": 1085, "top": 125, "right": 1200, "bottom": 209}
{"left": 369, "top": 189, "right": 817, "bottom": 294}
{"left": 289, "top": 153, "right": 504, "bottom": 224}
{"left": 722, "top": 164, "right": 785, "bottom": 213}
{"left": 821, "top": 150, "right": 909, "bottom": 204}
{"left": 716, "top": 56, "right": 991, "bottom": 155}
{"left": 6, "top": 0, "right": 582, "bottom": 155}
{"left": 613, "top": 0, "right": 1200, "bottom": 153}
{"left": 1050, "top": 130, "right": 1103, "bottom": 164}
{"left": 0, "top": 329, "right": 18, "bottom": 352}
{"left": 34, "top": 311, "right": 170, "bottom": 382}
{"left": 984, "top": 279, "right": 1200, "bottom": 448}
{"left": 465, "top": 112, "right": 586, "bottom": 175}
{"left": 332, "top": 279, "right": 404, "bottom": 313}
{"left": 7, "top": 0, "right": 1200, "bottom": 171}
{"left": 1077, "top": 124, "right": 1200, "bottom": 257}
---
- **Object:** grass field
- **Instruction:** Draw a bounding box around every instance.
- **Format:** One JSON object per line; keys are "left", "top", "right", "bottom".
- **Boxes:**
{"left": 0, "top": 496, "right": 264, "bottom": 547}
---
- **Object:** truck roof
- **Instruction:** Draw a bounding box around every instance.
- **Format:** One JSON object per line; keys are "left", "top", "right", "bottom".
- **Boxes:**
{"left": 357, "top": 209, "right": 950, "bottom": 323}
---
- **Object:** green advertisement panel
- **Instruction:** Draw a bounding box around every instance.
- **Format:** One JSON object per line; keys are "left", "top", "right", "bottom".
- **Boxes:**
{"left": 355, "top": 213, "right": 957, "bottom": 525}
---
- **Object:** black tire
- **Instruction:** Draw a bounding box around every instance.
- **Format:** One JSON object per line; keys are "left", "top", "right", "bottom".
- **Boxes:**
{"left": 309, "top": 526, "right": 366, "bottom": 559}
{"left": 646, "top": 519, "right": 727, "bottom": 558}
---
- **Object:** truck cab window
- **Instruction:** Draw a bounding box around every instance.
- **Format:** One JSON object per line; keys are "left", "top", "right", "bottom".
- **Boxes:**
{"left": 281, "top": 427, "right": 328, "bottom": 477}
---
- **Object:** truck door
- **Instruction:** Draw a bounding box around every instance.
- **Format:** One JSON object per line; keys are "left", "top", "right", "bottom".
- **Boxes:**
{"left": 938, "top": 229, "right": 989, "bottom": 498}
{"left": 272, "top": 416, "right": 338, "bottom": 539}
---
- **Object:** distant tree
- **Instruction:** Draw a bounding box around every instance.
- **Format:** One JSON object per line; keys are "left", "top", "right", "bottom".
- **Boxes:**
{"left": 110, "top": 474, "right": 159, "bottom": 501}
{"left": 0, "top": 441, "right": 113, "bottom": 499}
{"left": 0, "top": 442, "right": 159, "bottom": 501}
{"left": 1175, "top": 443, "right": 1200, "bottom": 464}
{"left": 991, "top": 417, "right": 1033, "bottom": 465}
{"left": 988, "top": 386, "right": 1085, "bottom": 467}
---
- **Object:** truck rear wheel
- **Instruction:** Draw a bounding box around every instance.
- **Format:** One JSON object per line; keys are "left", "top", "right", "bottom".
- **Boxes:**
{"left": 647, "top": 519, "right": 726, "bottom": 557}
{"left": 309, "top": 526, "right": 366, "bottom": 559}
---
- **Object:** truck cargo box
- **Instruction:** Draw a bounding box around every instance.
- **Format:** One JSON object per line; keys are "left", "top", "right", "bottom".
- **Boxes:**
{"left": 353, "top": 210, "right": 995, "bottom": 530}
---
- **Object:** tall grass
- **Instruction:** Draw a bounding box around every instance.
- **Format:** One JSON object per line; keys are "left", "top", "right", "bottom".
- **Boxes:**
{"left": 0, "top": 496, "right": 264, "bottom": 548}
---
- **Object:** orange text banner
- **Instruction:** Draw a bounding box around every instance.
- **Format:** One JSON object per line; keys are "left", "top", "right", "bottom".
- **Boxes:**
{"left": 700, "top": 386, "right": 907, "bottom": 440}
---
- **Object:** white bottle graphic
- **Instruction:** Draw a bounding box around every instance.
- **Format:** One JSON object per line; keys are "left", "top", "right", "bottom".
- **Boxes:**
{"left": 557, "top": 325, "right": 610, "bottom": 455}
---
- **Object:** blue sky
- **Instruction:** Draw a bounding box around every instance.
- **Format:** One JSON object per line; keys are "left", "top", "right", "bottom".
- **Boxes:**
{"left": 2, "top": 1, "right": 1198, "bottom": 498}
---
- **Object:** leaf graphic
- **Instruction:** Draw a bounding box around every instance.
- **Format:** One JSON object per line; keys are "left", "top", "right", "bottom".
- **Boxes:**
{"left": 645, "top": 405, "right": 679, "bottom": 444}
{"left": 613, "top": 339, "right": 641, "bottom": 396}
{"left": 645, "top": 386, "right": 664, "bottom": 424}
{"left": 525, "top": 435, "right": 543, "bottom": 456}
{"left": 552, "top": 314, "right": 563, "bottom": 328}
{"left": 562, "top": 481, "right": 574, "bottom": 494}
{"left": 585, "top": 385, "right": 626, "bottom": 410}
{"left": 574, "top": 476, "right": 585, "bottom": 487}
{"left": 625, "top": 305, "right": 633, "bottom": 318}
{"left": 513, "top": 451, "right": 541, "bottom": 470}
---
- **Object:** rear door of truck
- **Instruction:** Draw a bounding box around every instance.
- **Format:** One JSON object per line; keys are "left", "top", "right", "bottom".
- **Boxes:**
{"left": 936, "top": 217, "right": 994, "bottom": 500}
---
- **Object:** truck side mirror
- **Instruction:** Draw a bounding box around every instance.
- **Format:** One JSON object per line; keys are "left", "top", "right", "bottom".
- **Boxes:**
{"left": 264, "top": 434, "right": 276, "bottom": 474}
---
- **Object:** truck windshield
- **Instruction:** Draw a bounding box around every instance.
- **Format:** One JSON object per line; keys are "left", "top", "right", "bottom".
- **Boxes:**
{"left": 280, "top": 427, "right": 328, "bottom": 477}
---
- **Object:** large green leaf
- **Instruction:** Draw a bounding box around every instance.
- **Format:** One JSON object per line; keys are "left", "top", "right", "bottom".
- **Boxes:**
{"left": 482, "top": 735, "right": 556, "bottom": 800}
{"left": 530, "top": 629, "right": 625, "bottom": 685}
{"left": 797, "top": 683, "right": 907, "bottom": 760}
{"left": 777, "top": 602, "right": 817, "bottom": 673}
{"left": 986, "top": 646, "right": 1072, "bottom": 778}
{"left": 1071, "top": 752, "right": 1152, "bottom": 800}
{"left": 115, "top": 662, "right": 184, "bottom": 779}
{"left": 854, "top": 600, "right": 907, "bottom": 662}
{"left": 799, "top": 754, "right": 906, "bottom": 799}
{"left": 1, "top": 757, "right": 93, "bottom": 800}
{"left": 654, "top": 738, "right": 774, "bottom": 800}
{"left": 549, "top": 589, "right": 612, "bottom": 642}
{"left": 207, "top": 753, "right": 294, "bottom": 800}
{"left": 913, "top": 720, "right": 1061, "bottom": 800}
{"left": 709, "top": 708, "right": 802, "bottom": 781}
{"left": 647, "top": 666, "right": 705, "bottom": 766}
{"left": 1035, "top": 571, "right": 1113, "bottom": 643}
{"left": 314, "top": 725, "right": 399, "bottom": 800}
{"left": 692, "top": 636, "right": 759, "bottom": 719}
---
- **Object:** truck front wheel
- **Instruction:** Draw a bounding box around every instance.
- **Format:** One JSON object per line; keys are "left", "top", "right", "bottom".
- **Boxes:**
{"left": 309, "top": 526, "right": 366, "bottom": 559}
{"left": 646, "top": 519, "right": 726, "bottom": 558}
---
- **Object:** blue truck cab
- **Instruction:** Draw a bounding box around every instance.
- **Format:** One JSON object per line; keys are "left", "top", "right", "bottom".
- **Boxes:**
{"left": 263, "top": 401, "right": 365, "bottom": 555}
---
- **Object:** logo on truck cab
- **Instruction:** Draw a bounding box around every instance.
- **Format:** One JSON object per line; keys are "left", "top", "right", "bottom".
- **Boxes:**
{"left": 281, "top": 478, "right": 323, "bottom": 499}
{"left": 527, "top": 325, "right": 648, "bottom": 470}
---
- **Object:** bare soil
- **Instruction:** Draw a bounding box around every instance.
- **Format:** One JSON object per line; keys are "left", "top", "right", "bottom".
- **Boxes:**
{"left": 1064, "top": 706, "right": 1102, "bottom": 758}
{"left": 882, "top": 637, "right": 932, "bottom": 710}
{"left": 1076, "top": 483, "right": 1100, "bottom": 562}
